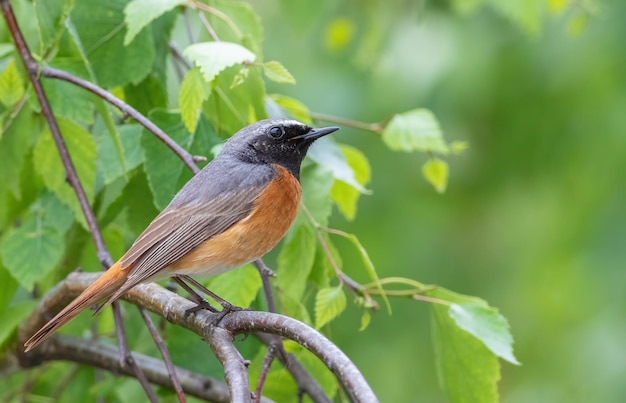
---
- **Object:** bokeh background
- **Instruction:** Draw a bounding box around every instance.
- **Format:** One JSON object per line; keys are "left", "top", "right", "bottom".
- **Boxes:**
{"left": 255, "top": 1, "right": 626, "bottom": 401}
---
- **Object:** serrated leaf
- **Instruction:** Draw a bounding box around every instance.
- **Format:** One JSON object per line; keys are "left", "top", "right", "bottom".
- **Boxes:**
{"left": 123, "top": 0, "right": 186, "bottom": 45}
{"left": 315, "top": 286, "right": 347, "bottom": 329}
{"left": 179, "top": 67, "right": 211, "bottom": 133}
{"left": 450, "top": 303, "right": 520, "bottom": 365}
{"left": 184, "top": 42, "right": 256, "bottom": 83}
{"left": 206, "top": 264, "right": 262, "bottom": 308}
{"left": 33, "top": 118, "right": 97, "bottom": 227}
{"left": 263, "top": 61, "right": 296, "bottom": 84}
{"left": 141, "top": 110, "right": 194, "bottom": 210}
{"left": 427, "top": 287, "right": 510, "bottom": 403}
{"left": 0, "top": 218, "right": 65, "bottom": 290}
{"left": 0, "top": 59, "right": 25, "bottom": 107}
{"left": 382, "top": 108, "right": 449, "bottom": 154}
{"left": 330, "top": 144, "right": 371, "bottom": 220}
{"left": 276, "top": 224, "right": 317, "bottom": 302}
{"left": 423, "top": 158, "right": 449, "bottom": 194}
{"left": 267, "top": 94, "right": 312, "bottom": 124}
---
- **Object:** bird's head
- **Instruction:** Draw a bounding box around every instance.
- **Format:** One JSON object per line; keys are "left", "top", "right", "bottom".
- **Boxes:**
{"left": 221, "top": 119, "right": 339, "bottom": 178}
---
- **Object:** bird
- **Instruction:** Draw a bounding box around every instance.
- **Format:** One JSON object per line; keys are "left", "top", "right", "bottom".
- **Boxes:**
{"left": 24, "top": 118, "right": 339, "bottom": 352}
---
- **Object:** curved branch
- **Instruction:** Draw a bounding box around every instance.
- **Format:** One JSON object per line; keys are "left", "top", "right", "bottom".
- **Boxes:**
{"left": 21, "top": 334, "right": 233, "bottom": 403}
{"left": 19, "top": 273, "right": 378, "bottom": 403}
{"left": 206, "top": 326, "right": 252, "bottom": 403}
{"left": 39, "top": 66, "right": 201, "bottom": 174}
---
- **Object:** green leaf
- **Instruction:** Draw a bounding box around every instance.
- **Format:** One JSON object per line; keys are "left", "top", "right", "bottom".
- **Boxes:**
{"left": 294, "top": 347, "right": 340, "bottom": 398}
{"left": 427, "top": 288, "right": 505, "bottom": 403}
{"left": 299, "top": 164, "right": 335, "bottom": 228}
{"left": 38, "top": 191, "right": 75, "bottom": 234}
{"left": 315, "top": 286, "right": 347, "bottom": 329}
{"left": 202, "top": 62, "right": 267, "bottom": 135}
{"left": 0, "top": 59, "right": 25, "bottom": 107}
{"left": 0, "top": 218, "right": 65, "bottom": 290}
{"left": 276, "top": 224, "right": 317, "bottom": 302}
{"left": 179, "top": 67, "right": 211, "bottom": 133}
{"left": 230, "top": 66, "right": 249, "bottom": 89}
{"left": 0, "top": 106, "right": 41, "bottom": 199}
{"left": 450, "top": 303, "right": 520, "bottom": 365}
{"left": 263, "top": 61, "right": 296, "bottom": 84}
{"left": 0, "top": 301, "right": 38, "bottom": 346}
{"left": 35, "top": 0, "right": 73, "bottom": 53}
{"left": 33, "top": 118, "right": 97, "bottom": 227}
{"left": 0, "top": 265, "right": 18, "bottom": 313}
{"left": 308, "top": 138, "right": 368, "bottom": 193}
{"left": 184, "top": 42, "right": 256, "bottom": 83}
{"left": 382, "top": 108, "right": 449, "bottom": 154}
{"left": 422, "top": 157, "right": 449, "bottom": 193}
{"left": 359, "top": 310, "right": 371, "bottom": 331}
{"left": 267, "top": 94, "right": 312, "bottom": 124}
{"left": 309, "top": 232, "right": 341, "bottom": 289}
{"left": 330, "top": 144, "right": 372, "bottom": 220}
{"left": 141, "top": 111, "right": 193, "bottom": 210}
{"left": 70, "top": 0, "right": 155, "bottom": 88}
{"left": 95, "top": 123, "right": 144, "bottom": 185}
{"left": 123, "top": 0, "right": 186, "bottom": 45}
{"left": 205, "top": 264, "right": 262, "bottom": 308}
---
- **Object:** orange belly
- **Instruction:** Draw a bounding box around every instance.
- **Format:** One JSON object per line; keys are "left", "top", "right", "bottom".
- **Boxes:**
{"left": 166, "top": 165, "right": 301, "bottom": 276}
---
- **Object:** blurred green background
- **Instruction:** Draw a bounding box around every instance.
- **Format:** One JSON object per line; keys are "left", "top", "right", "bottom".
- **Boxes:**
{"left": 255, "top": 0, "right": 626, "bottom": 401}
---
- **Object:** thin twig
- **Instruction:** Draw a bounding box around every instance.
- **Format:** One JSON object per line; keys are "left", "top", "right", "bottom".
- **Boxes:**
{"left": 112, "top": 302, "right": 159, "bottom": 403}
{"left": 198, "top": 11, "right": 221, "bottom": 42}
{"left": 310, "top": 111, "right": 384, "bottom": 133}
{"left": 190, "top": 1, "right": 243, "bottom": 39}
{"left": 139, "top": 308, "right": 187, "bottom": 403}
{"left": 252, "top": 259, "right": 288, "bottom": 401}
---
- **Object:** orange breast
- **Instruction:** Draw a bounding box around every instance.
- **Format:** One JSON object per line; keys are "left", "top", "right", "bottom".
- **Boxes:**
{"left": 167, "top": 165, "right": 301, "bottom": 276}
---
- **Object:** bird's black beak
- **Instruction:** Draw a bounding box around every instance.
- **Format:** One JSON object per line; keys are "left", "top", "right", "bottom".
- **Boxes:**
{"left": 289, "top": 126, "right": 340, "bottom": 142}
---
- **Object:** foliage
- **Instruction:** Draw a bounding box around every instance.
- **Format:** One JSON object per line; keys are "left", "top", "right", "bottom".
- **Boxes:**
{"left": 0, "top": 0, "right": 563, "bottom": 401}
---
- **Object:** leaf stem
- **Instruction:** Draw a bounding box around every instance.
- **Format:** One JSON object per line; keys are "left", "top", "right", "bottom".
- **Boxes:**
{"left": 190, "top": 1, "right": 243, "bottom": 39}
{"left": 310, "top": 112, "right": 384, "bottom": 133}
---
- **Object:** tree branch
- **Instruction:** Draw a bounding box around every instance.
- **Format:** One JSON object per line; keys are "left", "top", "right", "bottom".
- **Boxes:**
{"left": 18, "top": 273, "right": 378, "bottom": 403}
{"left": 38, "top": 66, "right": 201, "bottom": 174}
{"left": 22, "top": 334, "right": 235, "bottom": 403}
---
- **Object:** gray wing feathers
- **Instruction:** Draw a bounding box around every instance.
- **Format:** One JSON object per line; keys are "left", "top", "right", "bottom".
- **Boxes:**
{"left": 119, "top": 186, "right": 266, "bottom": 284}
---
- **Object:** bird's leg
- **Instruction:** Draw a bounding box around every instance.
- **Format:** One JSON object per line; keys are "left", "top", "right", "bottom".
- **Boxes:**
{"left": 172, "top": 276, "right": 219, "bottom": 315}
{"left": 174, "top": 275, "right": 249, "bottom": 322}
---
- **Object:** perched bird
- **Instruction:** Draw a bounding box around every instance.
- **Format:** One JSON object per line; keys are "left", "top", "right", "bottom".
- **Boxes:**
{"left": 24, "top": 118, "right": 339, "bottom": 352}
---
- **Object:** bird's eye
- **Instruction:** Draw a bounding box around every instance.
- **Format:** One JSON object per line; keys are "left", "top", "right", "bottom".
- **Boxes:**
{"left": 268, "top": 126, "right": 284, "bottom": 139}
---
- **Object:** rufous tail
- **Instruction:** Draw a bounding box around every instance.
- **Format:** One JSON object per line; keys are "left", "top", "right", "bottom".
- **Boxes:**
{"left": 24, "top": 262, "right": 128, "bottom": 352}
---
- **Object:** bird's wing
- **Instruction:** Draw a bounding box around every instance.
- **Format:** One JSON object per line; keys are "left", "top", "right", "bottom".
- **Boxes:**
{"left": 118, "top": 171, "right": 273, "bottom": 285}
